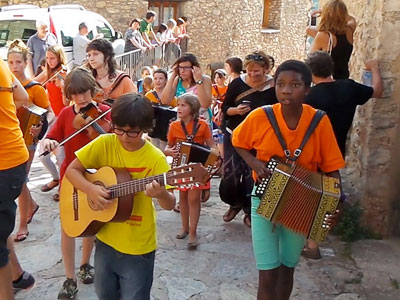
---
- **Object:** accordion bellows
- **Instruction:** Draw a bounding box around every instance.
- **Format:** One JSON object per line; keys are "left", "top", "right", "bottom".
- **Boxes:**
{"left": 255, "top": 157, "right": 341, "bottom": 242}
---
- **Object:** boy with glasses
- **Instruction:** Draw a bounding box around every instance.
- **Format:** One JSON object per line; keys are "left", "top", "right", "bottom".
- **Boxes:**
{"left": 65, "top": 93, "right": 176, "bottom": 300}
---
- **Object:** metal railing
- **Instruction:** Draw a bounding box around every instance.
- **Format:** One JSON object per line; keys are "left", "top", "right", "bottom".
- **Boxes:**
{"left": 115, "top": 41, "right": 183, "bottom": 81}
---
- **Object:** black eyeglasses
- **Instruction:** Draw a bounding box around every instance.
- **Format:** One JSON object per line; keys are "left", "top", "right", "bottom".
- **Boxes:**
{"left": 245, "top": 54, "right": 265, "bottom": 61}
{"left": 178, "top": 66, "right": 193, "bottom": 71}
{"left": 112, "top": 127, "right": 142, "bottom": 138}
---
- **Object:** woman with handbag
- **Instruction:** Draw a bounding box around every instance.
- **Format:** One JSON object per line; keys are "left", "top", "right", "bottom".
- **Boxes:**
{"left": 220, "top": 50, "right": 277, "bottom": 227}
{"left": 306, "top": 0, "right": 356, "bottom": 79}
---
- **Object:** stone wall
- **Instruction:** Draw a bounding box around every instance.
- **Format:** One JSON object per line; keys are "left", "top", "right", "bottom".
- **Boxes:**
{"left": 334, "top": 0, "right": 400, "bottom": 235}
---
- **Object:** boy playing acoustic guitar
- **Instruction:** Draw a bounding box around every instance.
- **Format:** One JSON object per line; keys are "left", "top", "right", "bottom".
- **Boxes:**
{"left": 65, "top": 93, "right": 176, "bottom": 300}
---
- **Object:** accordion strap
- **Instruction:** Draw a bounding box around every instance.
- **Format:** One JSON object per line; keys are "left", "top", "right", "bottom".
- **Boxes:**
{"left": 263, "top": 105, "right": 325, "bottom": 161}
{"left": 180, "top": 118, "right": 200, "bottom": 142}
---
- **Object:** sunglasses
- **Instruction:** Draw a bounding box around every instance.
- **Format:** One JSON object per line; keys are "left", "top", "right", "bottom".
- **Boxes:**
{"left": 245, "top": 54, "right": 265, "bottom": 61}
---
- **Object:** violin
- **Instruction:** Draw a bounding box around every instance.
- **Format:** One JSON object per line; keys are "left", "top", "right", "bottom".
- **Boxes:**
{"left": 41, "top": 58, "right": 74, "bottom": 87}
{"left": 73, "top": 103, "right": 112, "bottom": 140}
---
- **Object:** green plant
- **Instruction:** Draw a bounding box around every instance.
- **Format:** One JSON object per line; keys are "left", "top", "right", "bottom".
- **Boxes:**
{"left": 332, "top": 202, "right": 381, "bottom": 242}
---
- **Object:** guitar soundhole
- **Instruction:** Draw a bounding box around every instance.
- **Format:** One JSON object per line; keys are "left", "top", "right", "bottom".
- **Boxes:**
{"left": 88, "top": 181, "right": 106, "bottom": 211}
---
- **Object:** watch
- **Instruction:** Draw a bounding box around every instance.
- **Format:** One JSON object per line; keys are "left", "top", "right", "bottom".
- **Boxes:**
{"left": 195, "top": 79, "right": 204, "bottom": 85}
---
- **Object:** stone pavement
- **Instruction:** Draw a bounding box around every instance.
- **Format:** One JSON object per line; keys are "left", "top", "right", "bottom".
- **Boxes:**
{"left": 12, "top": 155, "right": 400, "bottom": 300}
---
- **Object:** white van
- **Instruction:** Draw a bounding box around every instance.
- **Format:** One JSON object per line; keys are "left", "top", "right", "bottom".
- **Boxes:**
{"left": 0, "top": 4, "right": 125, "bottom": 64}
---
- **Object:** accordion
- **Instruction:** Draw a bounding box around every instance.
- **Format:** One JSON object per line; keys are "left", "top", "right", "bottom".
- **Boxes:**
{"left": 254, "top": 157, "right": 341, "bottom": 242}
{"left": 150, "top": 105, "right": 177, "bottom": 141}
{"left": 172, "top": 142, "right": 220, "bottom": 173}
{"left": 17, "top": 104, "right": 48, "bottom": 147}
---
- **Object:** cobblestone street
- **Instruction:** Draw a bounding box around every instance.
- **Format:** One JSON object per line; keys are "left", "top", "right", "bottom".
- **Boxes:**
{"left": 12, "top": 155, "right": 400, "bottom": 300}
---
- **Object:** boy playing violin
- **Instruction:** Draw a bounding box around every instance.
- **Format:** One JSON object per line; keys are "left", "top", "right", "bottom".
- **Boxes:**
{"left": 42, "top": 67, "right": 111, "bottom": 299}
{"left": 65, "top": 93, "right": 176, "bottom": 300}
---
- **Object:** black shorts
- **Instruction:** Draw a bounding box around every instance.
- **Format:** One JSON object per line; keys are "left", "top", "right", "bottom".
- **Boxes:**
{"left": 0, "top": 162, "right": 27, "bottom": 268}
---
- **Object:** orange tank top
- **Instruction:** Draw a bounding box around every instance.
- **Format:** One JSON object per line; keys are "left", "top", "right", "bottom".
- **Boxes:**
{"left": 46, "top": 81, "right": 65, "bottom": 116}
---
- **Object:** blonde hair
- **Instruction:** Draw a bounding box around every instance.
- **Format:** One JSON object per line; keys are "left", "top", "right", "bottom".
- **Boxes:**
{"left": 177, "top": 93, "right": 200, "bottom": 119}
{"left": 142, "top": 76, "right": 154, "bottom": 94}
{"left": 318, "top": 0, "right": 349, "bottom": 34}
{"left": 46, "top": 45, "right": 67, "bottom": 78}
{"left": 7, "top": 39, "right": 30, "bottom": 61}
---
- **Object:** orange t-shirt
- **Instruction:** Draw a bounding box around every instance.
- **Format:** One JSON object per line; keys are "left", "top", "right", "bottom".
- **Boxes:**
{"left": 167, "top": 118, "right": 212, "bottom": 146}
{"left": 0, "top": 59, "right": 29, "bottom": 170}
{"left": 22, "top": 80, "right": 50, "bottom": 108}
{"left": 107, "top": 75, "right": 136, "bottom": 100}
{"left": 145, "top": 90, "right": 177, "bottom": 107}
{"left": 232, "top": 103, "right": 345, "bottom": 181}
{"left": 46, "top": 81, "right": 65, "bottom": 116}
{"left": 211, "top": 84, "right": 227, "bottom": 102}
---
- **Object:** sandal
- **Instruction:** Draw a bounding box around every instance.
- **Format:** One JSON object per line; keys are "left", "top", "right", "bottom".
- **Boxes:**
{"left": 176, "top": 232, "right": 189, "bottom": 239}
{"left": 187, "top": 236, "right": 198, "bottom": 249}
{"left": 52, "top": 193, "right": 60, "bottom": 202}
{"left": 173, "top": 204, "right": 180, "bottom": 213}
{"left": 301, "top": 245, "right": 321, "bottom": 260}
{"left": 27, "top": 205, "right": 39, "bottom": 224}
{"left": 223, "top": 207, "right": 241, "bottom": 222}
{"left": 40, "top": 179, "right": 59, "bottom": 192}
{"left": 243, "top": 214, "right": 251, "bottom": 228}
{"left": 14, "top": 232, "right": 29, "bottom": 242}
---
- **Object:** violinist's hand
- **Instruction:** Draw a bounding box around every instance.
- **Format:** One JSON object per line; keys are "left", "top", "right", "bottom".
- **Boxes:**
{"left": 30, "top": 122, "right": 42, "bottom": 137}
{"left": 87, "top": 183, "right": 112, "bottom": 210}
{"left": 145, "top": 180, "right": 168, "bottom": 198}
{"left": 164, "top": 145, "right": 179, "bottom": 157}
{"left": 55, "top": 75, "right": 65, "bottom": 88}
{"left": 42, "top": 138, "right": 59, "bottom": 153}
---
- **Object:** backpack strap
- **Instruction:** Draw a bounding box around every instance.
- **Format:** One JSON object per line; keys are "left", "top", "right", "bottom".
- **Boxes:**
{"left": 23, "top": 81, "right": 41, "bottom": 89}
{"left": 151, "top": 90, "right": 161, "bottom": 104}
{"left": 263, "top": 105, "right": 326, "bottom": 161}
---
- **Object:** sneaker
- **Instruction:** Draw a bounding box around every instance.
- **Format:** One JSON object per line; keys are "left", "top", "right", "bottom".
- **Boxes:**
{"left": 13, "top": 271, "right": 35, "bottom": 294}
{"left": 57, "top": 278, "right": 78, "bottom": 299}
{"left": 78, "top": 264, "right": 94, "bottom": 284}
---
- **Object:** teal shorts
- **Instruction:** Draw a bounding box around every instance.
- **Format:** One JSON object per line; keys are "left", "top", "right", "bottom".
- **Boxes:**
{"left": 251, "top": 189, "right": 306, "bottom": 270}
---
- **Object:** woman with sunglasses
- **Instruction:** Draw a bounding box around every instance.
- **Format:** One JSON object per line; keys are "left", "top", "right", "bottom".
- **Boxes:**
{"left": 220, "top": 50, "right": 277, "bottom": 228}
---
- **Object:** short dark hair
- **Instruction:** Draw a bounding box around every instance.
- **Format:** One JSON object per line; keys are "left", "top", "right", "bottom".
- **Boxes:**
{"left": 64, "top": 67, "right": 98, "bottom": 99}
{"left": 274, "top": 60, "right": 312, "bottom": 87}
{"left": 157, "top": 23, "right": 168, "bottom": 33}
{"left": 145, "top": 10, "right": 156, "bottom": 20}
{"left": 225, "top": 57, "right": 243, "bottom": 74}
{"left": 153, "top": 68, "right": 167, "bottom": 79}
{"left": 111, "top": 93, "right": 154, "bottom": 131}
{"left": 181, "top": 16, "right": 188, "bottom": 22}
{"left": 78, "top": 22, "right": 87, "bottom": 31}
{"left": 305, "top": 51, "right": 334, "bottom": 78}
{"left": 129, "top": 18, "right": 141, "bottom": 27}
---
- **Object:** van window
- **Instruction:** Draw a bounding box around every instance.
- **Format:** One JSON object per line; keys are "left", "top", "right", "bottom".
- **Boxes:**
{"left": 0, "top": 20, "right": 36, "bottom": 46}
{"left": 95, "top": 21, "right": 112, "bottom": 41}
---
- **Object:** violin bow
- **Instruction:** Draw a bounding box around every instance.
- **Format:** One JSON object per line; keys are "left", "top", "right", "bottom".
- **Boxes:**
{"left": 41, "top": 58, "right": 74, "bottom": 86}
{"left": 39, "top": 107, "right": 111, "bottom": 157}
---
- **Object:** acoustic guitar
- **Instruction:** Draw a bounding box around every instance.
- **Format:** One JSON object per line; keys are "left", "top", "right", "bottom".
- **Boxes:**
{"left": 60, "top": 163, "right": 208, "bottom": 237}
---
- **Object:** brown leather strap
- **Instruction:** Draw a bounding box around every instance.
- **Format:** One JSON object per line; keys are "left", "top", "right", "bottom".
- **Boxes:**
{"left": 234, "top": 78, "right": 273, "bottom": 103}
{"left": 0, "top": 85, "right": 16, "bottom": 92}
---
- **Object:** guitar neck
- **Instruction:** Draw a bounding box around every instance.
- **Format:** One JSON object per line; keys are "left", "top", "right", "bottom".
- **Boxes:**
{"left": 108, "top": 173, "right": 168, "bottom": 198}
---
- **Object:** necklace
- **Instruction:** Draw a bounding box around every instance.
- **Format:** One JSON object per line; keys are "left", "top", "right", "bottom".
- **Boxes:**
{"left": 97, "top": 72, "right": 109, "bottom": 81}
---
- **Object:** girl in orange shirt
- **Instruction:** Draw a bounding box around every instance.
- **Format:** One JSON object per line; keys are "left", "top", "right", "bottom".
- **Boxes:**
{"left": 7, "top": 39, "right": 55, "bottom": 241}
{"left": 165, "top": 94, "right": 217, "bottom": 248}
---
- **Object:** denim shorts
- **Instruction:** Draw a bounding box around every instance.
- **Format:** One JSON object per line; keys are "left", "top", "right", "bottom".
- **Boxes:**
{"left": 251, "top": 187, "right": 305, "bottom": 270}
{"left": 94, "top": 239, "right": 155, "bottom": 300}
{"left": 0, "top": 162, "right": 27, "bottom": 267}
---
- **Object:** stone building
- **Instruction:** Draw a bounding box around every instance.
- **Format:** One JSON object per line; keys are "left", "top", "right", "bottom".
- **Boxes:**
{"left": 3, "top": 0, "right": 400, "bottom": 235}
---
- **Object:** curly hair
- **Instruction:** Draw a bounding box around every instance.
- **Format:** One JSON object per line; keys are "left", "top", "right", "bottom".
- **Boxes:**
{"left": 318, "top": 0, "right": 349, "bottom": 34}
{"left": 7, "top": 39, "right": 30, "bottom": 61}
